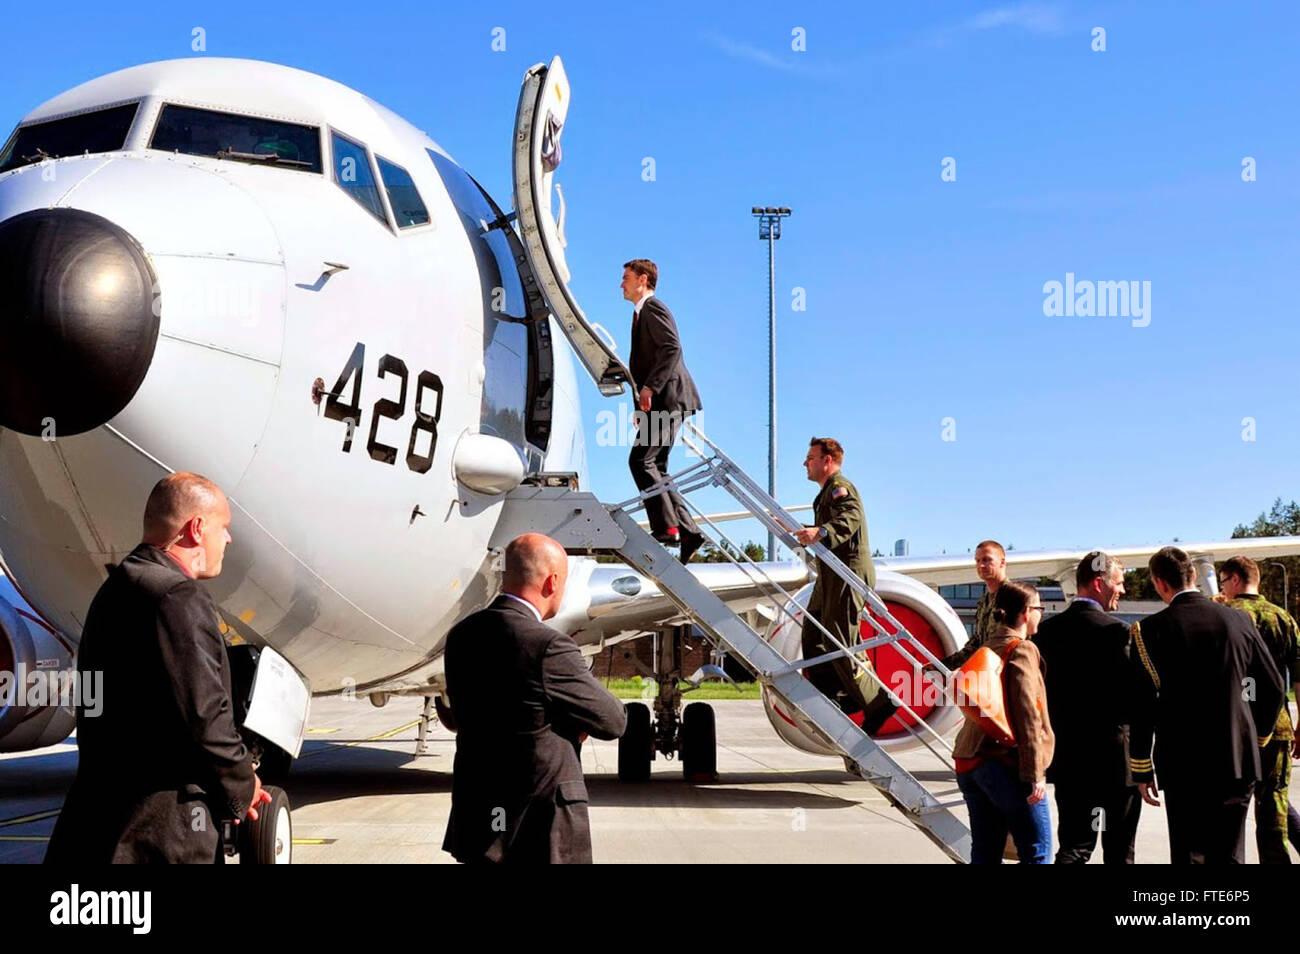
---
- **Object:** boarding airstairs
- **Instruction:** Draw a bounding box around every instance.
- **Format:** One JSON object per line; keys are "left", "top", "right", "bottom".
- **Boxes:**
{"left": 505, "top": 54, "right": 968, "bottom": 860}
{"left": 490, "top": 422, "right": 972, "bottom": 863}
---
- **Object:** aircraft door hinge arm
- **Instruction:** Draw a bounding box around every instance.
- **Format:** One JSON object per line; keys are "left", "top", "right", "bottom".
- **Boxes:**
{"left": 463, "top": 172, "right": 551, "bottom": 327}
{"left": 480, "top": 211, "right": 518, "bottom": 233}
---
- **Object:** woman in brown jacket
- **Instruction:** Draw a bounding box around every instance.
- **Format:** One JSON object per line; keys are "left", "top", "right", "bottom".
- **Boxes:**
{"left": 953, "top": 580, "right": 1056, "bottom": 863}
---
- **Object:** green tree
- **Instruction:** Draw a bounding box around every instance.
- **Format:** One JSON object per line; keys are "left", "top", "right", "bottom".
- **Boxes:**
{"left": 1232, "top": 498, "right": 1300, "bottom": 537}
{"left": 1228, "top": 498, "right": 1300, "bottom": 618}
{"left": 697, "top": 539, "right": 766, "bottom": 564}
{"left": 1123, "top": 567, "right": 1158, "bottom": 600}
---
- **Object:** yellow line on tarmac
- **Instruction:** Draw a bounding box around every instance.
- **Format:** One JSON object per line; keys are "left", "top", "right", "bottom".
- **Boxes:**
{"left": 0, "top": 809, "right": 60, "bottom": 828}
{"left": 371, "top": 720, "right": 421, "bottom": 741}
{"left": 298, "top": 719, "right": 421, "bottom": 758}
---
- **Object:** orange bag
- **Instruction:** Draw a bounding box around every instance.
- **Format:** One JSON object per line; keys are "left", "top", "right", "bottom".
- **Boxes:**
{"left": 952, "top": 638, "right": 1022, "bottom": 747}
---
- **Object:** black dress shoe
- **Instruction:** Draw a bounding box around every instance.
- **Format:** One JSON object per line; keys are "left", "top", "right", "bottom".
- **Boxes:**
{"left": 678, "top": 530, "right": 705, "bottom": 564}
{"left": 652, "top": 531, "right": 681, "bottom": 547}
{"left": 861, "top": 696, "right": 900, "bottom": 735}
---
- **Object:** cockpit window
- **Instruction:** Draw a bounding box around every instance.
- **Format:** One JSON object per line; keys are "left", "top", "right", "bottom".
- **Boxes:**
{"left": 150, "top": 104, "right": 322, "bottom": 171}
{"left": 330, "top": 132, "right": 387, "bottom": 225}
{"left": 376, "top": 157, "right": 430, "bottom": 228}
{"left": 0, "top": 102, "right": 139, "bottom": 174}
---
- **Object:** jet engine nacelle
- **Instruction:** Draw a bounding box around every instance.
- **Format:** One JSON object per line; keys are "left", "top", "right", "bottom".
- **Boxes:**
{"left": 0, "top": 592, "right": 76, "bottom": 752}
{"left": 762, "top": 569, "right": 968, "bottom": 756}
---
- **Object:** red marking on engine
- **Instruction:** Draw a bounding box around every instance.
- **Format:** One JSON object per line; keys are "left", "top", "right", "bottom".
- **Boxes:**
{"left": 862, "top": 601, "right": 944, "bottom": 735}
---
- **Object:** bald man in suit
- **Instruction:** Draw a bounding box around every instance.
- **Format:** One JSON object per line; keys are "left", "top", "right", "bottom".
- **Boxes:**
{"left": 46, "top": 473, "right": 267, "bottom": 864}
{"left": 442, "top": 533, "right": 627, "bottom": 864}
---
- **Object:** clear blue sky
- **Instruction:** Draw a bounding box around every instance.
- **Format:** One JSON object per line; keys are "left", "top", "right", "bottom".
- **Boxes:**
{"left": 4, "top": 1, "right": 1297, "bottom": 557}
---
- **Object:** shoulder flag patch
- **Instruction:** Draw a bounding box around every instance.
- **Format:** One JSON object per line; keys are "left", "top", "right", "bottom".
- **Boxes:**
{"left": 832, "top": 486, "right": 848, "bottom": 500}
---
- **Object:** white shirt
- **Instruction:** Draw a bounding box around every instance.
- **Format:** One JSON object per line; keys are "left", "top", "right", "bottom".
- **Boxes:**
{"left": 633, "top": 291, "right": 653, "bottom": 315}
{"left": 501, "top": 592, "right": 543, "bottom": 622}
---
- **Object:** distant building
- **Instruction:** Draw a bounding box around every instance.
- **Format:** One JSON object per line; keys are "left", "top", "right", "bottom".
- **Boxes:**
{"left": 935, "top": 582, "right": 1160, "bottom": 636}
{"left": 893, "top": 538, "right": 909, "bottom": 557}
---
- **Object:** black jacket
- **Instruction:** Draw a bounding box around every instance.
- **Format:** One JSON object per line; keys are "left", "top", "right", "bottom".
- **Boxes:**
{"left": 441, "top": 596, "right": 627, "bottom": 863}
{"left": 629, "top": 296, "right": 702, "bottom": 414}
{"left": 45, "top": 544, "right": 255, "bottom": 864}
{"left": 1032, "top": 599, "right": 1134, "bottom": 786}
{"left": 1128, "top": 590, "right": 1285, "bottom": 791}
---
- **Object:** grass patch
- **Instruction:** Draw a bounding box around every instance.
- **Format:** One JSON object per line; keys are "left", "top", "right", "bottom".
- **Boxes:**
{"left": 601, "top": 677, "right": 761, "bottom": 700}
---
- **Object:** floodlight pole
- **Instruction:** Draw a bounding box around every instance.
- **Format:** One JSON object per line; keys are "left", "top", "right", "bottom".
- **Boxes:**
{"left": 753, "top": 206, "right": 791, "bottom": 561}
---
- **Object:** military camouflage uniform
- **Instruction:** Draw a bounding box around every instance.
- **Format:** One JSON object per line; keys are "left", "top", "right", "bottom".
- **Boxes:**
{"left": 1227, "top": 593, "right": 1299, "bottom": 864}
{"left": 943, "top": 586, "right": 999, "bottom": 670}
{"left": 802, "top": 472, "right": 880, "bottom": 715}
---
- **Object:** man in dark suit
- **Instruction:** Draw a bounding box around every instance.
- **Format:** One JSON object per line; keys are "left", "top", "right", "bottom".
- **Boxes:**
{"left": 622, "top": 258, "right": 705, "bottom": 563}
{"left": 1033, "top": 551, "right": 1142, "bottom": 863}
{"left": 45, "top": 473, "right": 267, "bottom": 864}
{"left": 442, "top": 533, "right": 627, "bottom": 864}
{"left": 1129, "top": 546, "right": 1285, "bottom": 863}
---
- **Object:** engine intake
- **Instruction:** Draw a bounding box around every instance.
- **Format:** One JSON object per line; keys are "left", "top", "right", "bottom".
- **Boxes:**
{"left": 761, "top": 569, "right": 969, "bottom": 756}
{"left": 0, "top": 590, "right": 77, "bottom": 752}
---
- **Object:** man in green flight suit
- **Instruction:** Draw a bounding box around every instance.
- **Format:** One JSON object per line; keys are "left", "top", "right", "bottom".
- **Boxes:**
{"left": 1220, "top": 555, "right": 1300, "bottom": 863}
{"left": 940, "top": 540, "right": 1008, "bottom": 670}
{"left": 791, "top": 437, "right": 897, "bottom": 737}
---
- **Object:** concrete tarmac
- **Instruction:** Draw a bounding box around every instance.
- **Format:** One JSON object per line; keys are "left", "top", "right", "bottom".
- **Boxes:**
{"left": 1, "top": 698, "right": 1289, "bottom": 864}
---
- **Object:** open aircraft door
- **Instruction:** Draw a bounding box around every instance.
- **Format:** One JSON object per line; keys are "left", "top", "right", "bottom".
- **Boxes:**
{"left": 513, "top": 56, "right": 630, "bottom": 397}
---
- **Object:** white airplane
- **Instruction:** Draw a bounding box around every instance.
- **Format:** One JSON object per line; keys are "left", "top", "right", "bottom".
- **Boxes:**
{"left": 2, "top": 56, "right": 1298, "bottom": 788}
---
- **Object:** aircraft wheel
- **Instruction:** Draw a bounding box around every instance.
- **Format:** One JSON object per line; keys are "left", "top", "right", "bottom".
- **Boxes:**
{"left": 434, "top": 695, "right": 456, "bottom": 732}
{"left": 239, "top": 785, "right": 292, "bottom": 865}
{"left": 618, "top": 702, "right": 652, "bottom": 782}
{"left": 680, "top": 702, "right": 717, "bottom": 782}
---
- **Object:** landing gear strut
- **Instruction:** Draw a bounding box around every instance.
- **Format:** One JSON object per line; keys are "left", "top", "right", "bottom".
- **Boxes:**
{"left": 415, "top": 694, "right": 457, "bottom": 754}
{"left": 415, "top": 695, "right": 436, "bottom": 756}
{"left": 616, "top": 624, "right": 719, "bottom": 782}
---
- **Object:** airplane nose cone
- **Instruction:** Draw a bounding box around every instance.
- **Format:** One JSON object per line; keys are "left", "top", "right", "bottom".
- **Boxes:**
{"left": 0, "top": 208, "right": 160, "bottom": 437}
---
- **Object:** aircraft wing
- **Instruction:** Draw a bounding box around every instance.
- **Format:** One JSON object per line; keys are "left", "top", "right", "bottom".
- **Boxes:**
{"left": 561, "top": 559, "right": 810, "bottom": 648}
{"left": 875, "top": 536, "right": 1300, "bottom": 587}
{"left": 562, "top": 533, "right": 1300, "bottom": 649}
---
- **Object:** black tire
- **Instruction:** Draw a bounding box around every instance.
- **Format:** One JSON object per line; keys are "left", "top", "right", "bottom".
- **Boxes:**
{"left": 239, "top": 785, "right": 292, "bottom": 864}
{"left": 434, "top": 695, "right": 456, "bottom": 732}
{"left": 680, "top": 702, "right": 718, "bottom": 782}
{"left": 618, "top": 702, "right": 652, "bottom": 782}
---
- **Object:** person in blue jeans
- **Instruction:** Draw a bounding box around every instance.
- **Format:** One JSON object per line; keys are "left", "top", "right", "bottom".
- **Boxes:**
{"left": 953, "top": 580, "right": 1056, "bottom": 863}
